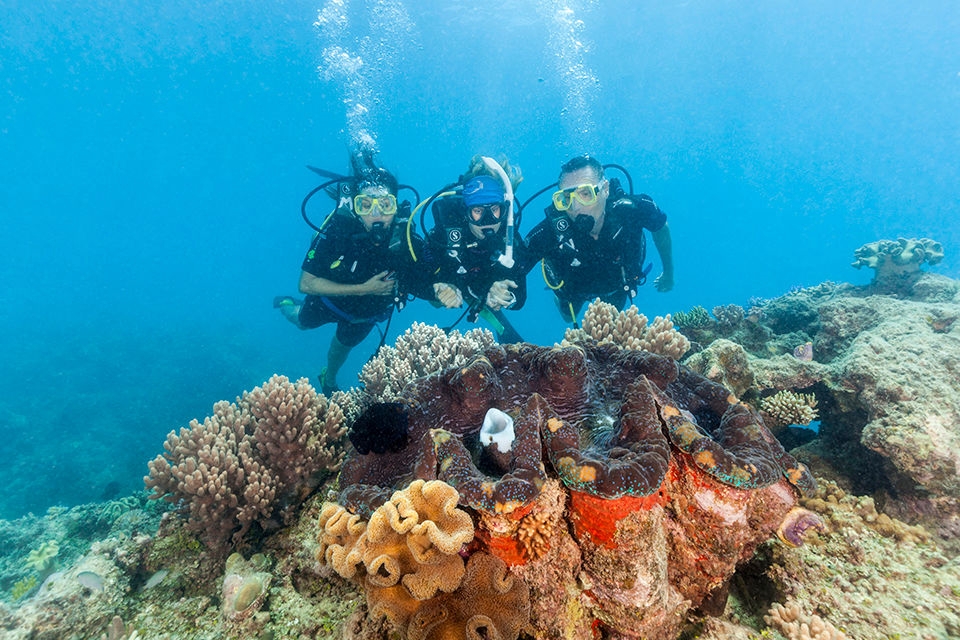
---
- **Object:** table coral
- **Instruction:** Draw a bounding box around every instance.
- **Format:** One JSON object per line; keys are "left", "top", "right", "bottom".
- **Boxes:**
{"left": 323, "top": 341, "right": 816, "bottom": 639}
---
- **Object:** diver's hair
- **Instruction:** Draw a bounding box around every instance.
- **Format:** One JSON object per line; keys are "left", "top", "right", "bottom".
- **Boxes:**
{"left": 462, "top": 154, "right": 523, "bottom": 192}
{"left": 350, "top": 147, "right": 399, "bottom": 195}
{"left": 559, "top": 154, "right": 604, "bottom": 183}
{"left": 356, "top": 168, "right": 399, "bottom": 195}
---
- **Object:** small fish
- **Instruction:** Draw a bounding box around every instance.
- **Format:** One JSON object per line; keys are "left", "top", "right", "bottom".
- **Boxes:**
{"left": 792, "top": 342, "right": 813, "bottom": 362}
{"left": 77, "top": 570, "right": 105, "bottom": 592}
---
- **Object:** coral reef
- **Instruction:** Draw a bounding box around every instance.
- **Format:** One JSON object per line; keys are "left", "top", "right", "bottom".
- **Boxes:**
{"left": 764, "top": 600, "right": 847, "bottom": 640}
{"left": 683, "top": 339, "right": 756, "bottom": 398}
{"left": 325, "top": 340, "right": 815, "bottom": 638}
{"left": 760, "top": 390, "right": 819, "bottom": 429}
{"left": 564, "top": 299, "right": 691, "bottom": 359}
{"left": 358, "top": 322, "right": 496, "bottom": 401}
{"left": 6, "top": 288, "right": 960, "bottom": 638}
{"left": 220, "top": 552, "right": 272, "bottom": 623}
{"left": 852, "top": 237, "right": 943, "bottom": 292}
{"left": 685, "top": 277, "right": 960, "bottom": 534}
{"left": 144, "top": 374, "right": 347, "bottom": 552}
{"left": 758, "top": 478, "right": 960, "bottom": 639}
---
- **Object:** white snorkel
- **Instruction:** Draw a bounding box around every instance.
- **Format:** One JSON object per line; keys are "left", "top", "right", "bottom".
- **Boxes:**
{"left": 480, "top": 155, "right": 515, "bottom": 269}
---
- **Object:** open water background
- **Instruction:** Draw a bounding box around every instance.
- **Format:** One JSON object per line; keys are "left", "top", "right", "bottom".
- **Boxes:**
{"left": 1, "top": 0, "right": 957, "bottom": 517}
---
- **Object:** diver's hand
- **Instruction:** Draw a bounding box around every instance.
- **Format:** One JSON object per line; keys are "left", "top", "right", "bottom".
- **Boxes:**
{"left": 485, "top": 280, "right": 517, "bottom": 311}
{"left": 654, "top": 271, "right": 674, "bottom": 293}
{"left": 363, "top": 271, "right": 397, "bottom": 296}
{"left": 433, "top": 282, "right": 463, "bottom": 308}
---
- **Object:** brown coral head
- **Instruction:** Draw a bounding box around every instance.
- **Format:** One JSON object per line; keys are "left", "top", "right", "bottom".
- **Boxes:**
{"left": 776, "top": 507, "right": 826, "bottom": 547}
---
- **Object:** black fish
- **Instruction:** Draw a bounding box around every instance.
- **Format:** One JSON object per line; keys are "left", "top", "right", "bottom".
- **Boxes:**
{"left": 349, "top": 402, "right": 409, "bottom": 455}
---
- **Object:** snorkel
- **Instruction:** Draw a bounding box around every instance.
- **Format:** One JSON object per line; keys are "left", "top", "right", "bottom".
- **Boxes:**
{"left": 479, "top": 156, "right": 515, "bottom": 268}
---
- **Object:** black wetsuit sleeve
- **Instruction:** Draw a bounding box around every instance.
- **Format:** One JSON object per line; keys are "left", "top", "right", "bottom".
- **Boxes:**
{"left": 301, "top": 232, "right": 337, "bottom": 278}
{"left": 400, "top": 234, "right": 440, "bottom": 301}
{"left": 634, "top": 194, "right": 667, "bottom": 231}
{"left": 520, "top": 219, "right": 553, "bottom": 273}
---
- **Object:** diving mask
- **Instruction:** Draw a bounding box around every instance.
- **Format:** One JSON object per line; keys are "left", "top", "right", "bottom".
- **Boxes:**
{"left": 468, "top": 202, "right": 504, "bottom": 226}
{"left": 552, "top": 183, "right": 602, "bottom": 211}
{"left": 354, "top": 193, "right": 398, "bottom": 216}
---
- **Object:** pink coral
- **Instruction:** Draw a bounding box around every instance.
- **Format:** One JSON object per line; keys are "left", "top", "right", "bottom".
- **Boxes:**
{"left": 145, "top": 375, "right": 346, "bottom": 551}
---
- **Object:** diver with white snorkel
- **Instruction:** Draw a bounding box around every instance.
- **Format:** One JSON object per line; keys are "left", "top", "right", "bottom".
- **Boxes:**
{"left": 420, "top": 155, "right": 530, "bottom": 342}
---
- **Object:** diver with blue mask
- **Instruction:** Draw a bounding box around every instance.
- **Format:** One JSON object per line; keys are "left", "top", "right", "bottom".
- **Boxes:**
{"left": 274, "top": 148, "right": 434, "bottom": 394}
{"left": 426, "top": 158, "right": 529, "bottom": 343}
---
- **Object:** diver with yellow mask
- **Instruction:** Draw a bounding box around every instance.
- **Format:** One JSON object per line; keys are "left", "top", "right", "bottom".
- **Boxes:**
{"left": 274, "top": 146, "right": 434, "bottom": 394}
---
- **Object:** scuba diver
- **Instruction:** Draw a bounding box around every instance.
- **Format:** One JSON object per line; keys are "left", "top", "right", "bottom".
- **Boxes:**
{"left": 426, "top": 156, "right": 529, "bottom": 343}
{"left": 524, "top": 154, "right": 674, "bottom": 326}
{"left": 274, "top": 147, "right": 434, "bottom": 394}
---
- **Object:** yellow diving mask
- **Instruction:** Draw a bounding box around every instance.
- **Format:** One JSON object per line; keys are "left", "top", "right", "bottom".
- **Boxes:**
{"left": 552, "top": 183, "right": 601, "bottom": 211}
{"left": 353, "top": 193, "right": 398, "bottom": 216}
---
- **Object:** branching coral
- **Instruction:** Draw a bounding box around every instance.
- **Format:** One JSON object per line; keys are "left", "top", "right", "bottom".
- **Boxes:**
{"left": 712, "top": 303, "right": 745, "bottom": 331}
{"left": 145, "top": 375, "right": 347, "bottom": 552}
{"left": 359, "top": 322, "right": 496, "bottom": 400}
{"left": 760, "top": 390, "right": 819, "bottom": 428}
{"left": 672, "top": 305, "right": 712, "bottom": 330}
{"left": 564, "top": 299, "right": 691, "bottom": 360}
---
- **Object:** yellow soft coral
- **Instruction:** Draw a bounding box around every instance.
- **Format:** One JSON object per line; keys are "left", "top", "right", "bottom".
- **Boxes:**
{"left": 363, "top": 480, "right": 474, "bottom": 600}
{"left": 317, "top": 479, "right": 475, "bottom": 612}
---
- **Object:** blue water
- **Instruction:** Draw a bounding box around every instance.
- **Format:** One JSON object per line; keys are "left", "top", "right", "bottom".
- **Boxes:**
{"left": 1, "top": 0, "right": 957, "bottom": 519}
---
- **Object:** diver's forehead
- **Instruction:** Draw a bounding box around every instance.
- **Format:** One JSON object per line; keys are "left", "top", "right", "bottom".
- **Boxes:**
{"left": 559, "top": 167, "right": 597, "bottom": 188}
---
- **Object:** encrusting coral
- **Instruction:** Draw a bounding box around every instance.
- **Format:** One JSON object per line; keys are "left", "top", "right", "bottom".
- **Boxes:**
{"left": 144, "top": 374, "right": 347, "bottom": 552}
{"left": 764, "top": 600, "right": 847, "bottom": 640}
{"left": 760, "top": 390, "right": 819, "bottom": 429}
{"left": 564, "top": 299, "right": 691, "bottom": 360}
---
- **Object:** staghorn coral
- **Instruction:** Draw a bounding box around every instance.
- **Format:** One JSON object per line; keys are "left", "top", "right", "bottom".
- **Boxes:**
{"left": 760, "top": 390, "right": 819, "bottom": 428}
{"left": 565, "top": 299, "right": 691, "bottom": 360}
{"left": 145, "top": 375, "right": 347, "bottom": 552}
{"left": 359, "top": 322, "right": 496, "bottom": 400}
{"left": 765, "top": 600, "right": 847, "bottom": 640}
